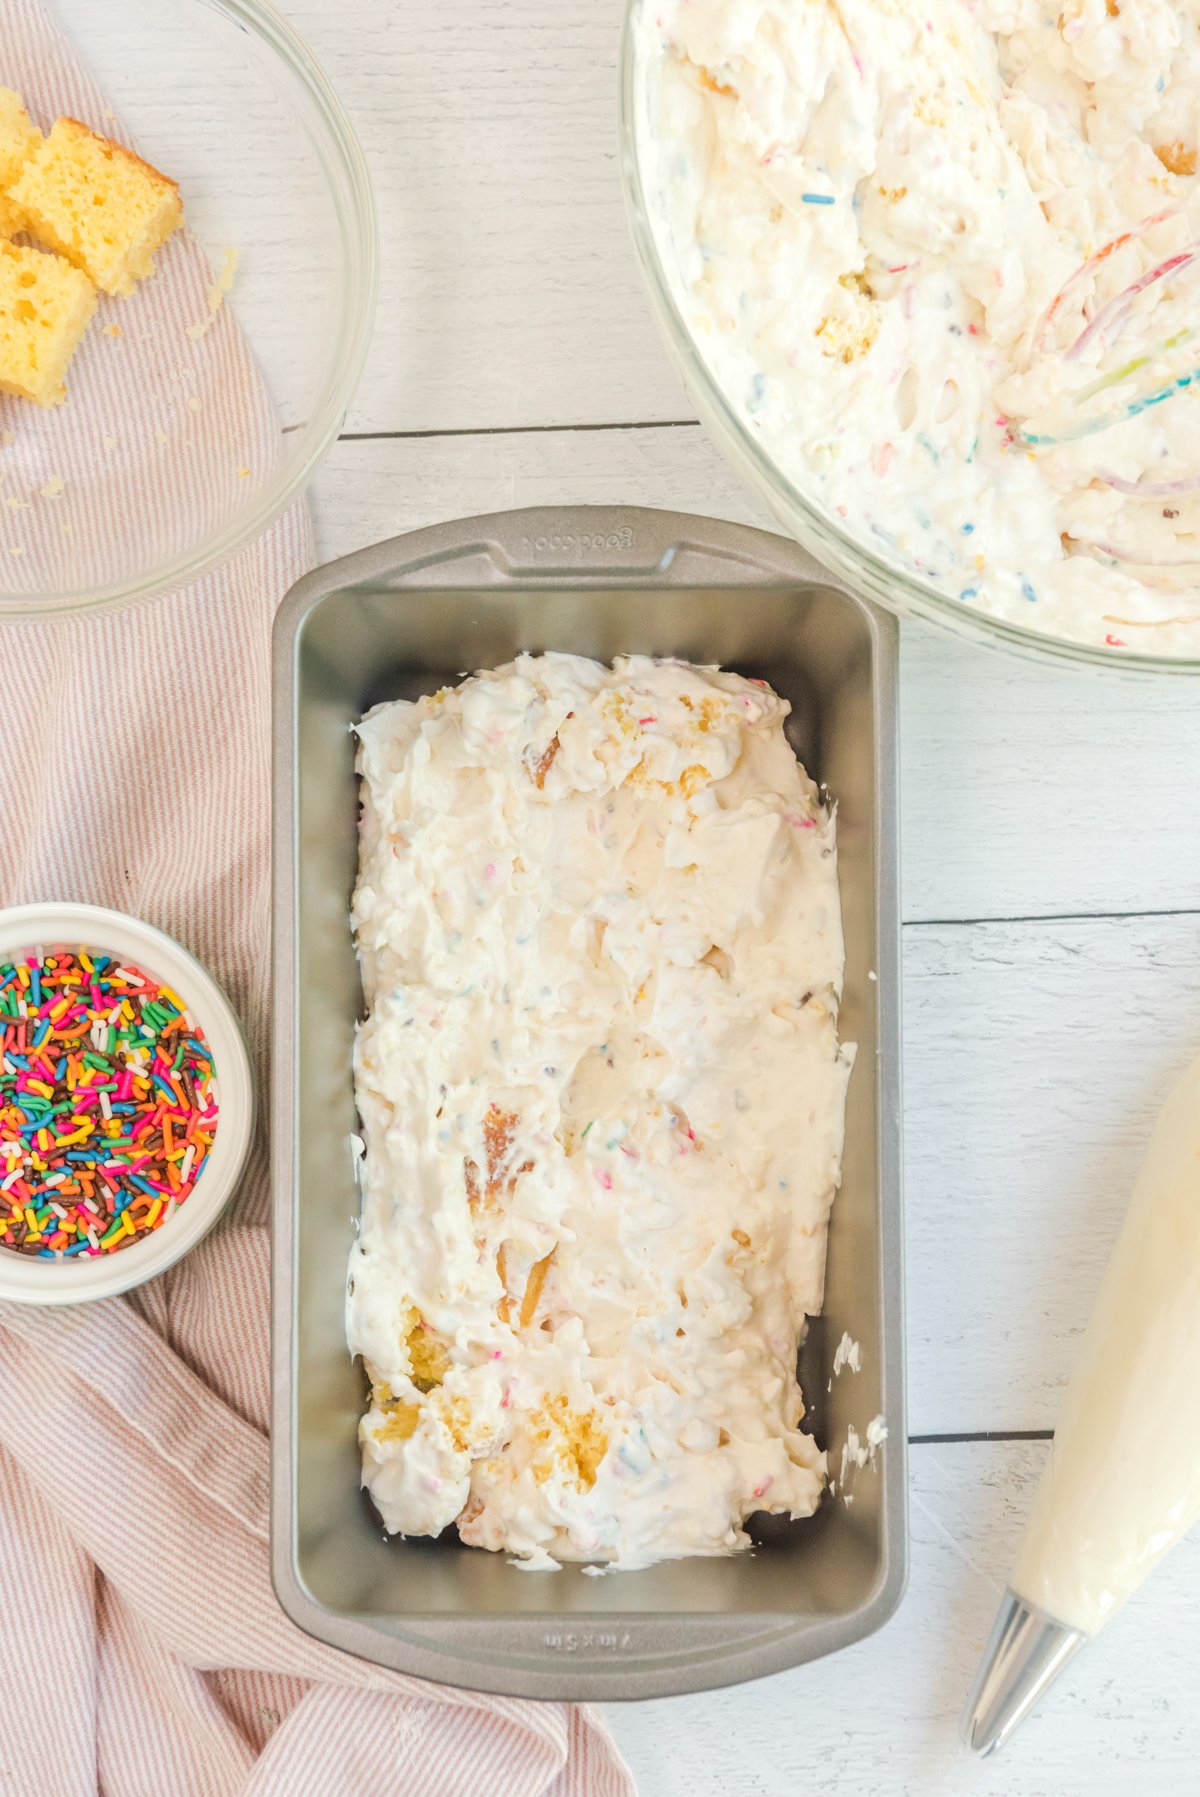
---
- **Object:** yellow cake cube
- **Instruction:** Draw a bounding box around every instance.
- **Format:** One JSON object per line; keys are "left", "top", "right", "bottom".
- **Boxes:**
{"left": 0, "top": 88, "right": 41, "bottom": 239}
{"left": 10, "top": 117, "right": 182, "bottom": 296}
{"left": 0, "top": 239, "right": 97, "bottom": 405}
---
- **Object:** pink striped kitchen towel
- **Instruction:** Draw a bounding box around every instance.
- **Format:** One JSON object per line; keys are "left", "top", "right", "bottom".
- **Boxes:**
{"left": 0, "top": 4, "right": 637, "bottom": 1793}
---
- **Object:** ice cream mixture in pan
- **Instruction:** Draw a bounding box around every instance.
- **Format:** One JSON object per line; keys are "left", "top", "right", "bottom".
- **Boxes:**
{"left": 348, "top": 653, "right": 853, "bottom": 1569}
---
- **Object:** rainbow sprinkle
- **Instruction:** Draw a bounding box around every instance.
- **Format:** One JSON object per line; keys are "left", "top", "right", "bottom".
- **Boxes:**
{"left": 0, "top": 948, "right": 218, "bottom": 1260}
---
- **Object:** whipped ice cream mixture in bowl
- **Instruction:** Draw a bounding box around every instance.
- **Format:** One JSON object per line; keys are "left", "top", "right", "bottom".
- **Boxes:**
{"left": 627, "top": 0, "right": 1200, "bottom": 663}
{"left": 347, "top": 653, "right": 853, "bottom": 1571}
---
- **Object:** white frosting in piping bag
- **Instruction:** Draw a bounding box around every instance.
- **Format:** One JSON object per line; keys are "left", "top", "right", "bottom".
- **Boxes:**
{"left": 347, "top": 653, "right": 853, "bottom": 1569}
{"left": 1013, "top": 1051, "right": 1200, "bottom": 1634}
{"left": 635, "top": 0, "right": 1200, "bottom": 654}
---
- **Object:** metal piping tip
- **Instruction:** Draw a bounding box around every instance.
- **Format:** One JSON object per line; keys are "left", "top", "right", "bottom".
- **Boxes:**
{"left": 962, "top": 1589, "right": 1086, "bottom": 1756}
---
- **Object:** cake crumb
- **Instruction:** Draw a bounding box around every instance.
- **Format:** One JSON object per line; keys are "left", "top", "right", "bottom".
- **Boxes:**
{"left": 188, "top": 247, "right": 240, "bottom": 340}
{"left": 209, "top": 246, "right": 239, "bottom": 312}
{"left": 1155, "top": 140, "right": 1197, "bottom": 177}
{"left": 39, "top": 474, "right": 64, "bottom": 499}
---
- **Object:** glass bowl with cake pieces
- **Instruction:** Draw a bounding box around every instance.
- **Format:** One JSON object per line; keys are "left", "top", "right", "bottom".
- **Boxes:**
{"left": 0, "top": 0, "right": 377, "bottom": 618}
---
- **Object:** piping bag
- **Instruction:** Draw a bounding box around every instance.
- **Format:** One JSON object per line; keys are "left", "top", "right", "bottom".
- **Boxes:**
{"left": 964, "top": 1050, "right": 1200, "bottom": 1755}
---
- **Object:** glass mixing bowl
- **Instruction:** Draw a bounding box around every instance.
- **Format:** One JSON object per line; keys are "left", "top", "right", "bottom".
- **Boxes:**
{"left": 0, "top": 0, "right": 377, "bottom": 618}
{"left": 618, "top": 0, "right": 1200, "bottom": 676}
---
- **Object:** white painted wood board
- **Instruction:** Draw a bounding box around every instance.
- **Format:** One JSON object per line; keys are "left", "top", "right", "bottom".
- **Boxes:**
{"left": 268, "top": 3, "right": 1200, "bottom": 1785}
{"left": 606, "top": 1439, "right": 1200, "bottom": 1796}
{"left": 273, "top": 0, "right": 688, "bottom": 434}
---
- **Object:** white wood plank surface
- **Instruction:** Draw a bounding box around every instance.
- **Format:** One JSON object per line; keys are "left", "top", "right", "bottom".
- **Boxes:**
{"left": 278, "top": 0, "right": 688, "bottom": 435}
{"left": 606, "top": 1438, "right": 1200, "bottom": 1795}
{"left": 904, "top": 912, "right": 1200, "bottom": 1434}
{"left": 273, "top": 1, "right": 1200, "bottom": 1787}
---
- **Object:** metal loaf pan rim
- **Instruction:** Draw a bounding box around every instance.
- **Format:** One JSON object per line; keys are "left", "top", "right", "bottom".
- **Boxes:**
{"left": 271, "top": 504, "right": 906, "bottom": 1698}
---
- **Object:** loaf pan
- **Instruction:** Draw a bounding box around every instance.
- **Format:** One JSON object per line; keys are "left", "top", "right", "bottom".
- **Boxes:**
{"left": 271, "top": 505, "right": 905, "bottom": 1698}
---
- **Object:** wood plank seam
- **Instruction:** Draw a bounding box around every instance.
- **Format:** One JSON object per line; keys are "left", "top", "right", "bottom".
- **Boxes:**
{"left": 338, "top": 419, "right": 701, "bottom": 442}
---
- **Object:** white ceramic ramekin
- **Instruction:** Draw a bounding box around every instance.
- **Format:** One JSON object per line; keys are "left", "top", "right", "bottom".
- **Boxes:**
{"left": 0, "top": 903, "right": 253, "bottom": 1306}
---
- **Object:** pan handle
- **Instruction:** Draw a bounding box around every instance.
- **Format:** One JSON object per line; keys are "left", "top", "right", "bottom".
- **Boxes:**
{"left": 273, "top": 505, "right": 871, "bottom": 647}
{"left": 471, "top": 503, "right": 847, "bottom": 589}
